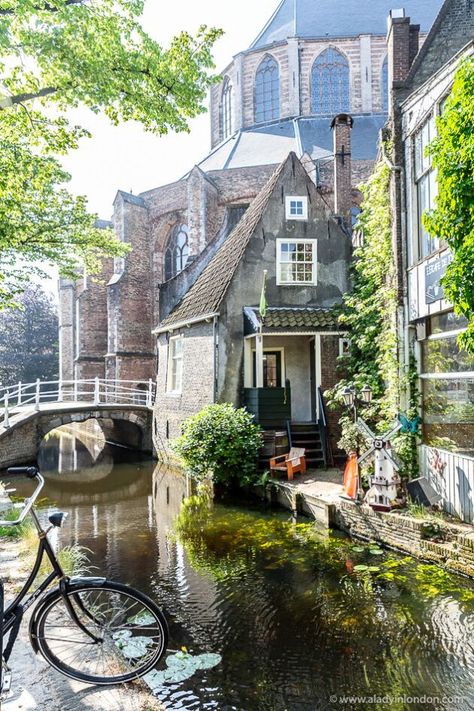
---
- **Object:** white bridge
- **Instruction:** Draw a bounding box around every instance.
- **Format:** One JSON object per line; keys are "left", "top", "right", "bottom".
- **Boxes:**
{"left": 0, "top": 379, "right": 156, "bottom": 468}
{"left": 0, "top": 378, "right": 156, "bottom": 429}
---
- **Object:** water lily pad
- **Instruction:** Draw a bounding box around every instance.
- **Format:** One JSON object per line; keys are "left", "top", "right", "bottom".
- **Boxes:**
{"left": 351, "top": 546, "right": 365, "bottom": 553}
{"left": 128, "top": 611, "right": 156, "bottom": 626}
{"left": 368, "top": 566, "right": 381, "bottom": 572}
{"left": 353, "top": 565, "right": 369, "bottom": 572}
{"left": 369, "top": 549, "right": 384, "bottom": 556}
{"left": 192, "top": 653, "right": 222, "bottom": 670}
{"left": 144, "top": 651, "right": 222, "bottom": 688}
{"left": 113, "top": 633, "right": 152, "bottom": 659}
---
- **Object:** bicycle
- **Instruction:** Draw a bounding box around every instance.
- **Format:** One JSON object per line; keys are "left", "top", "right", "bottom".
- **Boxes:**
{"left": 0, "top": 466, "right": 168, "bottom": 694}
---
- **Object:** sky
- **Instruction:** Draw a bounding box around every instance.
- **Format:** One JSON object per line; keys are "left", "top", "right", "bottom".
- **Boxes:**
{"left": 61, "top": 0, "right": 279, "bottom": 219}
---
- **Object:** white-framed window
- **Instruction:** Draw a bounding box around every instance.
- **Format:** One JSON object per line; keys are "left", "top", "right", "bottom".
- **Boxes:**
{"left": 339, "top": 337, "right": 351, "bottom": 357}
{"left": 285, "top": 196, "right": 308, "bottom": 221}
{"left": 413, "top": 114, "right": 439, "bottom": 260}
{"left": 276, "top": 239, "right": 317, "bottom": 285}
{"left": 167, "top": 336, "right": 183, "bottom": 394}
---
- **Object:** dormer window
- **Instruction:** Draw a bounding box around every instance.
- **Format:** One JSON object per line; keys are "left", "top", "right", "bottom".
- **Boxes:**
{"left": 285, "top": 196, "right": 308, "bottom": 221}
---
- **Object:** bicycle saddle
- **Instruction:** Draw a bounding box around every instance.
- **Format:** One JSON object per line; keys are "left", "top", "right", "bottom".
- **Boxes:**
{"left": 48, "top": 512, "right": 67, "bottom": 528}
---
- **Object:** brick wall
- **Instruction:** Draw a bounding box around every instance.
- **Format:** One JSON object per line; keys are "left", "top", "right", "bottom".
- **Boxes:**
{"left": 210, "top": 33, "right": 398, "bottom": 145}
{"left": 320, "top": 335, "right": 345, "bottom": 458}
{"left": 154, "top": 321, "right": 215, "bottom": 447}
{"left": 75, "top": 259, "right": 113, "bottom": 381}
{"left": 334, "top": 499, "right": 474, "bottom": 579}
{"left": 408, "top": 0, "right": 474, "bottom": 93}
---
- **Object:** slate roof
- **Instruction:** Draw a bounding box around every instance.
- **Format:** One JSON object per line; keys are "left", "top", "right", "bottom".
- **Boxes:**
{"left": 198, "top": 115, "right": 386, "bottom": 172}
{"left": 251, "top": 0, "right": 443, "bottom": 48}
{"left": 245, "top": 307, "right": 339, "bottom": 333}
{"left": 159, "top": 157, "right": 289, "bottom": 329}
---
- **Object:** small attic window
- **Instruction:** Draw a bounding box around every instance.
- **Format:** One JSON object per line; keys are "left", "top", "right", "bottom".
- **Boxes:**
{"left": 285, "top": 196, "right": 308, "bottom": 221}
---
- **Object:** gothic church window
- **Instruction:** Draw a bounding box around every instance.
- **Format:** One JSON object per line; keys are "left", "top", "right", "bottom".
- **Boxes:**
{"left": 221, "top": 77, "right": 233, "bottom": 140}
{"left": 164, "top": 224, "right": 189, "bottom": 281}
{"left": 382, "top": 57, "right": 389, "bottom": 112}
{"left": 254, "top": 55, "right": 280, "bottom": 123}
{"left": 311, "top": 48, "right": 350, "bottom": 115}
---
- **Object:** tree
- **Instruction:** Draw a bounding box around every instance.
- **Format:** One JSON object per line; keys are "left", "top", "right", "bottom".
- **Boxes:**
{"left": 0, "top": 0, "right": 222, "bottom": 306}
{"left": 0, "top": 285, "right": 59, "bottom": 385}
{"left": 425, "top": 57, "right": 474, "bottom": 351}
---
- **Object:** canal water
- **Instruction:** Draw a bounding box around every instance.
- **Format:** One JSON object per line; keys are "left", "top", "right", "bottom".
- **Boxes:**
{"left": 19, "top": 424, "right": 474, "bottom": 709}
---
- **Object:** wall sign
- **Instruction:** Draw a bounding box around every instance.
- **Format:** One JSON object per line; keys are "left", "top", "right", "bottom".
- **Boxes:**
{"left": 425, "top": 252, "right": 452, "bottom": 304}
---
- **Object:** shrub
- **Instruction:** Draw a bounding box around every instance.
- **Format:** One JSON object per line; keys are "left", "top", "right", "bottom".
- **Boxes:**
{"left": 173, "top": 404, "right": 262, "bottom": 487}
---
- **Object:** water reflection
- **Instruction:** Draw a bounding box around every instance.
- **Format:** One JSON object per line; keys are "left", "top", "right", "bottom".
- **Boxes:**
{"left": 14, "top": 425, "right": 474, "bottom": 710}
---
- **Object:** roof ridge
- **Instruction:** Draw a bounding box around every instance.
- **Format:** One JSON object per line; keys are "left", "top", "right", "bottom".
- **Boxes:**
{"left": 159, "top": 155, "right": 293, "bottom": 329}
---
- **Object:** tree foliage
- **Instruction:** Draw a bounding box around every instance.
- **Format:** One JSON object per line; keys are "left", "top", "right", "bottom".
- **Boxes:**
{"left": 424, "top": 57, "right": 474, "bottom": 351}
{"left": 0, "top": 284, "right": 59, "bottom": 385}
{"left": 173, "top": 404, "right": 263, "bottom": 487}
{"left": 0, "top": 0, "right": 222, "bottom": 305}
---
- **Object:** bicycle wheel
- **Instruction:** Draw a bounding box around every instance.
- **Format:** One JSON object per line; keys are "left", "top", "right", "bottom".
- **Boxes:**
{"left": 31, "top": 579, "right": 168, "bottom": 685}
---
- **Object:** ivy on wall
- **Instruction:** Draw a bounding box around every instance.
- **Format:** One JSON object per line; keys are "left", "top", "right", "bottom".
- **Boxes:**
{"left": 424, "top": 57, "right": 474, "bottom": 351}
{"left": 327, "top": 158, "right": 419, "bottom": 477}
{"left": 327, "top": 160, "right": 399, "bottom": 450}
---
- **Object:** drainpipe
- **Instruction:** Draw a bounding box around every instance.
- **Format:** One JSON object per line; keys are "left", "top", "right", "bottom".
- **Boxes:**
{"left": 381, "top": 137, "right": 410, "bottom": 411}
{"left": 213, "top": 316, "right": 219, "bottom": 403}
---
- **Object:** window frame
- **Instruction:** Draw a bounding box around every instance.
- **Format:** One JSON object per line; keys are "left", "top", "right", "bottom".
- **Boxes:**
{"left": 221, "top": 77, "right": 233, "bottom": 141}
{"left": 412, "top": 113, "right": 439, "bottom": 261}
{"left": 311, "top": 47, "right": 350, "bottom": 116}
{"left": 254, "top": 55, "right": 280, "bottom": 124}
{"left": 167, "top": 335, "right": 184, "bottom": 395}
{"left": 285, "top": 196, "right": 308, "bottom": 221}
{"left": 276, "top": 238, "right": 317, "bottom": 286}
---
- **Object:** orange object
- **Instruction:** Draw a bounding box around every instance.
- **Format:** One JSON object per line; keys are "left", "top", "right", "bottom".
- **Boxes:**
{"left": 343, "top": 453, "right": 359, "bottom": 499}
{"left": 269, "top": 447, "right": 306, "bottom": 481}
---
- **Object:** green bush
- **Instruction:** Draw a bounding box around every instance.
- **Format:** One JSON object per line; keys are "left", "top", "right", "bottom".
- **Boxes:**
{"left": 173, "top": 404, "right": 262, "bottom": 487}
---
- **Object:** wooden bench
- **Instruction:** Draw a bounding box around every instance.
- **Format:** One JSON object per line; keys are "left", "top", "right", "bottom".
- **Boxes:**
{"left": 269, "top": 447, "right": 306, "bottom": 481}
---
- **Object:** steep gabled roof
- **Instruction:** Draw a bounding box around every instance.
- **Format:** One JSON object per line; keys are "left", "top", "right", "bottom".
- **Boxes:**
{"left": 251, "top": 0, "right": 443, "bottom": 49}
{"left": 404, "top": 0, "right": 474, "bottom": 90}
{"left": 158, "top": 155, "right": 291, "bottom": 330}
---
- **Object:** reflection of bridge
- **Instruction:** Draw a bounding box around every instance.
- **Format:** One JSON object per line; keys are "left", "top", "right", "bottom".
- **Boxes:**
{"left": 0, "top": 379, "right": 156, "bottom": 468}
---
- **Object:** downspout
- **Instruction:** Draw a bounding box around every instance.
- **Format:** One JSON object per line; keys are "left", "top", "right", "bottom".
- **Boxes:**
{"left": 381, "top": 137, "right": 411, "bottom": 411}
{"left": 213, "top": 316, "right": 219, "bottom": 403}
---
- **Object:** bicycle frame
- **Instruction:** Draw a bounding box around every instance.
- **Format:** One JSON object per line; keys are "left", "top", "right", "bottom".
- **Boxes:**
{"left": 2, "top": 508, "right": 64, "bottom": 638}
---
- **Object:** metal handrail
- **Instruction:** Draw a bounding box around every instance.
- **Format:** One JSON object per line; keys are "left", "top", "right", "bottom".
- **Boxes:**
{"left": 317, "top": 386, "right": 332, "bottom": 469}
{"left": 0, "top": 378, "right": 156, "bottom": 429}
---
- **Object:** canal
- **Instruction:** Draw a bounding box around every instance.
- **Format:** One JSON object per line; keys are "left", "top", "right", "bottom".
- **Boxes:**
{"left": 21, "top": 423, "right": 474, "bottom": 709}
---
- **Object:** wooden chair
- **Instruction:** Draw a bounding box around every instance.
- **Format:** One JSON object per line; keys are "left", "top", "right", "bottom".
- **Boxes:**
{"left": 269, "top": 447, "right": 306, "bottom": 481}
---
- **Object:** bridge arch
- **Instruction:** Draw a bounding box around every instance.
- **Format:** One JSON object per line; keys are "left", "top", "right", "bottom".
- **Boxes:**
{"left": 0, "top": 406, "right": 153, "bottom": 469}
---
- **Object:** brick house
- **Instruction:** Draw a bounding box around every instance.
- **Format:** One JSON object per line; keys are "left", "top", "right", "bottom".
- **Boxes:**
{"left": 383, "top": 0, "right": 474, "bottom": 519}
{"left": 153, "top": 150, "right": 350, "bottom": 464}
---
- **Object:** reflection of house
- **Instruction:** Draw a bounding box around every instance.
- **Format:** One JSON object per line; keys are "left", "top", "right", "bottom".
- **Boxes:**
{"left": 385, "top": 0, "right": 474, "bottom": 519}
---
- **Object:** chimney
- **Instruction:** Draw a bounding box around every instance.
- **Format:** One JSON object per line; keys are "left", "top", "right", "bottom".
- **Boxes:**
{"left": 409, "top": 23, "right": 420, "bottom": 66}
{"left": 331, "top": 113, "right": 353, "bottom": 228}
{"left": 386, "top": 9, "right": 418, "bottom": 86}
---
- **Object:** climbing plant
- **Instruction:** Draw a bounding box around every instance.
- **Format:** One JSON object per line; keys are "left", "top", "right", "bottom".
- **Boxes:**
{"left": 327, "top": 158, "right": 419, "bottom": 476}
{"left": 327, "top": 160, "right": 398, "bottom": 440}
{"left": 424, "top": 57, "right": 474, "bottom": 351}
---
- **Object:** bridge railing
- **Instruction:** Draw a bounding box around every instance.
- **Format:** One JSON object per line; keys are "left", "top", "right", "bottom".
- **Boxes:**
{"left": 0, "top": 378, "right": 156, "bottom": 429}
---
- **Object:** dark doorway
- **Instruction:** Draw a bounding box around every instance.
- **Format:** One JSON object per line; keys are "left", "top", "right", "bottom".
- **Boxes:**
{"left": 253, "top": 351, "right": 283, "bottom": 388}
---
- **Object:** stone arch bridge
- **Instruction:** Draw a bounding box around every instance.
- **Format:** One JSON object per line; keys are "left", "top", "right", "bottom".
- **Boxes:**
{"left": 0, "top": 379, "right": 155, "bottom": 469}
